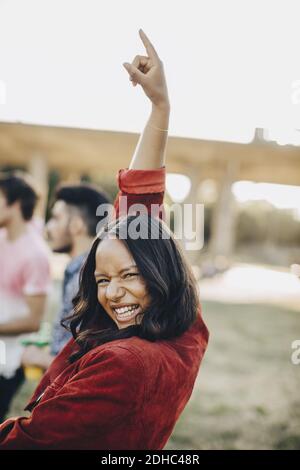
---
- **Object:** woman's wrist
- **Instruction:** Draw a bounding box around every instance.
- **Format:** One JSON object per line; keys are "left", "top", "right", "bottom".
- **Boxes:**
{"left": 152, "top": 99, "right": 170, "bottom": 113}
{"left": 150, "top": 101, "right": 170, "bottom": 130}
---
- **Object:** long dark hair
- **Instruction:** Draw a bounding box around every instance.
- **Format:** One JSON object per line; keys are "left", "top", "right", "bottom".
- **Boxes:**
{"left": 62, "top": 214, "right": 200, "bottom": 363}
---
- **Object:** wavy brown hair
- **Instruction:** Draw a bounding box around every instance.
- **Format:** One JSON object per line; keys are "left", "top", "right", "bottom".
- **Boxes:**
{"left": 62, "top": 214, "right": 200, "bottom": 363}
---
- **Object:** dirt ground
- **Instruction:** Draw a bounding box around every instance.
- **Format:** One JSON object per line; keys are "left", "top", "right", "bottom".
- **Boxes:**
{"left": 7, "top": 299, "right": 300, "bottom": 450}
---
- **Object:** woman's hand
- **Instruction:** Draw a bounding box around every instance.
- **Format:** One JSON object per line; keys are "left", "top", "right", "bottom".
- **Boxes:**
{"left": 123, "top": 29, "right": 169, "bottom": 109}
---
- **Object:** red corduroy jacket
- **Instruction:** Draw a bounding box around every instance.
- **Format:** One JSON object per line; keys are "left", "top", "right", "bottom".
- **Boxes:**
{"left": 0, "top": 166, "right": 209, "bottom": 450}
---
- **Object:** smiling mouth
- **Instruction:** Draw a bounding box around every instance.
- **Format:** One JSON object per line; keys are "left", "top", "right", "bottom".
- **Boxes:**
{"left": 112, "top": 304, "right": 141, "bottom": 321}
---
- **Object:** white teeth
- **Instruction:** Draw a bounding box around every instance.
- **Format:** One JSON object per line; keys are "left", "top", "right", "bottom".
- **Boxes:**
{"left": 114, "top": 304, "right": 139, "bottom": 316}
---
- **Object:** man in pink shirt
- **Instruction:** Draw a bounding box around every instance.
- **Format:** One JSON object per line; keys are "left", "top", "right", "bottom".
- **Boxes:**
{"left": 0, "top": 173, "right": 51, "bottom": 422}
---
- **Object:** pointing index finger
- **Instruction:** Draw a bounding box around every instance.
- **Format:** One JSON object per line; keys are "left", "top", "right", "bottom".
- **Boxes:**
{"left": 139, "top": 29, "right": 160, "bottom": 62}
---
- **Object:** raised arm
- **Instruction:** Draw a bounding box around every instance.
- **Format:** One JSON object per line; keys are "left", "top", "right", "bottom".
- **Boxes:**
{"left": 114, "top": 29, "right": 170, "bottom": 219}
{"left": 123, "top": 29, "right": 170, "bottom": 170}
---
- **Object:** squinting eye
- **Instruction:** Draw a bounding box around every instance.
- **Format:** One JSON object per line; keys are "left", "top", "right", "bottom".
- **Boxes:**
{"left": 124, "top": 273, "right": 139, "bottom": 279}
{"left": 97, "top": 279, "right": 109, "bottom": 285}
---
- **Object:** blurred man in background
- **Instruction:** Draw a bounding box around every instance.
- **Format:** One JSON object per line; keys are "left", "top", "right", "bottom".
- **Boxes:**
{"left": 0, "top": 173, "right": 51, "bottom": 422}
{"left": 22, "top": 183, "right": 110, "bottom": 371}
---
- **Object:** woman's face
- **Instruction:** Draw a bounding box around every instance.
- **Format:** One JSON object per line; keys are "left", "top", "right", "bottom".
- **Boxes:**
{"left": 94, "top": 237, "right": 151, "bottom": 329}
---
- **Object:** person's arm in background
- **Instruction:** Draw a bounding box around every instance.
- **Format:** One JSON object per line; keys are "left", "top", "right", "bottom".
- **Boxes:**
{"left": 114, "top": 29, "right": 170, "bottom": 218}
{"left": 0, "top": 295, "right": 46, "bottom": 335}
{"left": 21, "top": 344, "right": 53, "bottom": 371}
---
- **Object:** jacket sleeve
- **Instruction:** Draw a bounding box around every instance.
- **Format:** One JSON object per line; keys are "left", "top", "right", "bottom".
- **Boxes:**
{"left": 0, "top": 347, "right": 145, "bottom": 449}
{"left": 113, "top": 166, "right": 166, "bottom": 220}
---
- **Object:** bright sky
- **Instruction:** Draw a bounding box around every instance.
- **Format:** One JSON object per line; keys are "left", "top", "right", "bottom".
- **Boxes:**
{"left": 0, "top": 0, "right": 300, "bottom": 142}
{"left": 232, "top": 181, "right": 300, "bottom": 219}
{"left": 167, "top": 176, "right": 300, "bottom": 216}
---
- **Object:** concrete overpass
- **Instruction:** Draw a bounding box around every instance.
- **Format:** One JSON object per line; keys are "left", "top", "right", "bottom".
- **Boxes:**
{"left": 1, "top": 122, "right": 300, "bottom": 183}
{"left": 1, "top": 122, "right": 299, "bottom": 261}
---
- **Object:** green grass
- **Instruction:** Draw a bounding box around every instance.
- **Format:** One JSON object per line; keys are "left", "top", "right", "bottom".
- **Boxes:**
{"left": 7, "top": 300, "right": 300, "bottom": 450}
{"left": 166, "top": 301, "right": 300, "bottom": 450}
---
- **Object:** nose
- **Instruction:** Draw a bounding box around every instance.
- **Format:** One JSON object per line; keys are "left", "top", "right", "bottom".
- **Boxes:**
{"left": 105, "top": 278, "right": 125, "bottom": 301}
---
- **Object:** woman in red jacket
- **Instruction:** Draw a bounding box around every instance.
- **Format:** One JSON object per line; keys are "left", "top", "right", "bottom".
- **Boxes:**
{"left": 0, "top": 29, "right": 209, "bottom": 450}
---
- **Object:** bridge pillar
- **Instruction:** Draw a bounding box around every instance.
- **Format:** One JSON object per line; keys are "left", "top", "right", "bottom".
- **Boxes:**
{"left": 209, "top": 159, "right": 238, "bottom": 261}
